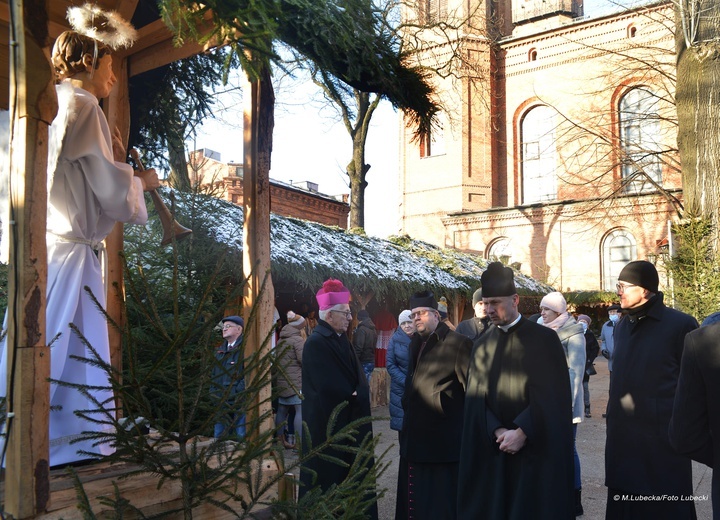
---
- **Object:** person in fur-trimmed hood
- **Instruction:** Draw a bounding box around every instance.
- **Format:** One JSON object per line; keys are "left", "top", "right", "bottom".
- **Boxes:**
{"left": 274, "top": 311, "right": 305, "bottom": 449}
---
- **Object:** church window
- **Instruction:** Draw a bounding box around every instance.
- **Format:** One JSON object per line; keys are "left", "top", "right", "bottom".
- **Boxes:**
{"left": 521, "top": 105, "right": 557, "bottom": 204}
{"left": 619, "top": 87, "right": 663, "bottom": 194}
{"left": 418, "top": 0, "right": 448, "bottom": 24}
{"left": 487, "top": 237, "right": 513, "bottom": 264}
{"left": 627, "top": 25, "right": 637, "bottom": 38}
{"left": 528, "top": 48, "right": 538, "bottom": 61}
{"left": 601, "top": 229, "right": 637, "bottom": 291}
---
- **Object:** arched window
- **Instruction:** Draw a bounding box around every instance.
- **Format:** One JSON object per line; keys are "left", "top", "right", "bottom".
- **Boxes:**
{"left": 619, "top": 87, "right": 663, "bottom": 194}
{"left": 627, "top": 25, "right": 637, "bottom": 38}
{"left": 528, "top": 48, "right": 538, "bottom": 62}
{"left": 521, "top": 105, "right": 556, "bottom": 204}
{"left": 602, "top": 229, "right": 637, "bottom": 291}
{"left": 487, "top": 237, "right": 513, "bottom": 264}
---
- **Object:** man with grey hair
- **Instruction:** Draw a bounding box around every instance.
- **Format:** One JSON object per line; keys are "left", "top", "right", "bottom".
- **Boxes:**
{"left": 396, "top": 290, "right": 472, "bottom": 520}
{"left": 300, "top": 278, "right": 377, "bottom": 519}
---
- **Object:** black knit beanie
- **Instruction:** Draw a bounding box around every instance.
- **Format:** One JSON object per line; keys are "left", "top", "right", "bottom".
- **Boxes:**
{"left": 618, "top": 260, "right": 659, "bottom": 293}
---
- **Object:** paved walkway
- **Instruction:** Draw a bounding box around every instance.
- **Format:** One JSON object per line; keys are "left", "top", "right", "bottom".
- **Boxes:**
{"left": 371, "top": 355, "right": 714, "bottom": 519}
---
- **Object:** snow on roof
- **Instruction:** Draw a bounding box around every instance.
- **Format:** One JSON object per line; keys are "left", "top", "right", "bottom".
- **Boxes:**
{"left": 388, "top": 236, "right": 555, "bottom": 295}
{"left": 156, "top": 190, "right": 550, "bottom": 300}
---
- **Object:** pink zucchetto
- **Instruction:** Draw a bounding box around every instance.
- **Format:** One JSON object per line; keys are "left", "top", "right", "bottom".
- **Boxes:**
{"left": 316, "top": 278, "right": 351, "bottom": 310}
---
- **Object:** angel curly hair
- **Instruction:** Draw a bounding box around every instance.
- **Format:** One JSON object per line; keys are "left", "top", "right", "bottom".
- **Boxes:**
{"left": 51, "top": 30, "right": 111, "bottom": 82}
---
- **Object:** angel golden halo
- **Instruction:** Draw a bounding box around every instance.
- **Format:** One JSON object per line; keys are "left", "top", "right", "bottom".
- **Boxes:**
{"left": 66, "top": 3, "right": 138, "bottom": 50}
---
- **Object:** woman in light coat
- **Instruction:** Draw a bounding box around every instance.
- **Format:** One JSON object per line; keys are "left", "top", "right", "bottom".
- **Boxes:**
{"left": 275, "top": 311, "right": 306, "bottom": 448}
{"left": 540, "top": 291, "right": 586, "bottom": 516}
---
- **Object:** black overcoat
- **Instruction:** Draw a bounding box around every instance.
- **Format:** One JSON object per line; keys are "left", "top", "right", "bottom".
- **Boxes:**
{"left": 670, "top": 321, "right": 720, "bottom": 519}
{"left": 605, "top": 293, "right": 697, "bottom": 499}
{"left": 400, "top": 321, "right": 472, "bottom": 463}
{"left": 299, "top": 319, "right": 378, "bottom": 518}
{"left": 457, "top": 317, "right": 575, "bottom": 520}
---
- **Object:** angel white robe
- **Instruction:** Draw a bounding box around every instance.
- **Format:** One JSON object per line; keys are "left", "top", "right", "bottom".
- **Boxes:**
{"left": 0, "top": 82, "right": 148, "bottom": 466}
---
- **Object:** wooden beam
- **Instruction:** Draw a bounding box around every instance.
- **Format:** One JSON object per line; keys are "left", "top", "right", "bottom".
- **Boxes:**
{"left": 125, "top": 14, "right": 220, "bottom": 78}
{"left": 127, "top": 36, "right": 210, "bottom": 78}
{"left": 4, "top": 0, "right": 54, "bottom": 516}
{"left": 242, "top": 63, "right": 275, "bottom": 442}
{"left": 113, "top": 0, "right": 139, "bottom": 23}
{"left": 104, "top": 54, "right": 131, "bottom": 412}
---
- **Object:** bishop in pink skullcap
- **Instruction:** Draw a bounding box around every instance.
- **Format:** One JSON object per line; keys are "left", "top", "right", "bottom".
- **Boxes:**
{"left": 316, "top": 278, "right": 351, "bottom": 310}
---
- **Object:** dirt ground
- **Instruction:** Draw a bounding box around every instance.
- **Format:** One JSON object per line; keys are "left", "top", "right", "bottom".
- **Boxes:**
{"left": 371, "top": 355, "right": 714, "bottom": 519}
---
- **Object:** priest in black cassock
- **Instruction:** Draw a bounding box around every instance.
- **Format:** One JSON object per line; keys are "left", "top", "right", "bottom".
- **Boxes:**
{"left": 396, "top": 290, "right": 473, "bottom": 519}
{"left": 457, "top": 262, "right": 575, "bottom": 519}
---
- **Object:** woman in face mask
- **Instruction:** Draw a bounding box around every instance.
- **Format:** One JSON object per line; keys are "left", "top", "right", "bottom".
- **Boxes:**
{"left": 600, "top": 304, "right": 622, "bottom": 373}
{"left": 539, "top": 291, "right": 587, "bottom": 516}
{"left": 577, "top": 315, "right": 600, "bottom": 419}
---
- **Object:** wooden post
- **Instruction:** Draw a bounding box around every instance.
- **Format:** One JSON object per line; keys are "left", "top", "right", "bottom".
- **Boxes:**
{"left": 242, "top": 64, "right": 275, "bottom": 440}
{"left": 4, "top": 0, "right": 55, "bottom": 516}
{"left": 105, "top": 54, "right": 132, "bottom": 402}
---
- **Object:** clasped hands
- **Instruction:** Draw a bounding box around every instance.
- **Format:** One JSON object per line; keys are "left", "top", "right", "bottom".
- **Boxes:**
{"left": 494, "top": 427, "right": 527, "bottom": 455}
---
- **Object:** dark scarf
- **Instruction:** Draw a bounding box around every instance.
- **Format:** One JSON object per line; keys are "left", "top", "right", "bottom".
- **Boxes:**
{"left": 626, "top": 292, "right": 663, "bottom": 323}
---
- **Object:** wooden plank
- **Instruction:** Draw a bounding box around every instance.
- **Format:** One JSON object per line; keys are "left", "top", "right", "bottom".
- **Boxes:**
{"left": 104, "top": 54, "right": 131, "bottom": 408}
{"left": 242, "top": 66, "right": 275, "bottom": 442}
{"left": 17, "top": 441, "right": 282, "bottom": 519}
{"left": 4, "top": 0, "right": 54, "bottom": 516}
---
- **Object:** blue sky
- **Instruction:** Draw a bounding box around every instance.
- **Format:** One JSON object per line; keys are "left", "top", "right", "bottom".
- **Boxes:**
{"left": 193, "top": 0, "right": 634, "bottom": 238}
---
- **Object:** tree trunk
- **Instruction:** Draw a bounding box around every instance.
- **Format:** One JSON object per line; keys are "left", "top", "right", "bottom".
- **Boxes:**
{"left": 347, "top": 138, "right": 369, "bottom": 230}
{"left": 167, "top": 119, "right": 191, "bottom": 191}
{"left": 346, "top": 92, "right": 381, "bottom": 230}
{"left": 675, "top": 4, "right": 720, "bottom": 249}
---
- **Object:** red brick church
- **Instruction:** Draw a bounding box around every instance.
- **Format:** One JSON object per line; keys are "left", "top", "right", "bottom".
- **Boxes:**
{"left": 399, "top": 0, "right": 678, "bottom": 291}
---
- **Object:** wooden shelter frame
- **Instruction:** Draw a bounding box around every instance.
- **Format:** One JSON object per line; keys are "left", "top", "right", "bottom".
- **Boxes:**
{"left": 0, "top": 1, "right": 274, "bottom": 517}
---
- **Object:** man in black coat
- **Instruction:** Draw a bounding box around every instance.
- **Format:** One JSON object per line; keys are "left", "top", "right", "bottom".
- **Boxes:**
{"left": 455, "top": 287, "right": 490, "bottom": 344}
{"left": 457, "top": 262, "right": 575, "bottom": 519}
{"left": 353, "top": 309, "right": 378, "bottom": 384}
{"left": 395, "top": 290, "right": 472, "bottom": 520}
{"left": 605, "top": 261, "right": 698, "bottom": 520}
{"left": 300, "top": 279, "right": 378, "bottom": 519}
{"left": 670, "top": 317, "right": 720, "bottom": 519}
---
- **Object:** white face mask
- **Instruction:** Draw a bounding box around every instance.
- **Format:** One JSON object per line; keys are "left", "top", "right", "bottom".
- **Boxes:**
{"left": 580, "top": 322, "right": 588, "bottom": 333}
{"left": 609, "top": 314, "right": 619, "bottom": 323}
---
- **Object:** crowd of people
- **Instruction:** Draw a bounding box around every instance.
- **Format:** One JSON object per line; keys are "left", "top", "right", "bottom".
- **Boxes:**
{"left": 2, "top": 7, "right": 716, "bottom": 519}
{"left": 256, "top": 258, "right": 716, "bottom": 520}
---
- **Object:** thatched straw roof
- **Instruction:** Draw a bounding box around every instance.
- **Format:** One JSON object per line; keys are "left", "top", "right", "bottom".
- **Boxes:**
{"left": 126, "top": 190, "right": 553, "bottom": 300}
{"left": 154, "top": 190, "right": 552, "bottom": 302}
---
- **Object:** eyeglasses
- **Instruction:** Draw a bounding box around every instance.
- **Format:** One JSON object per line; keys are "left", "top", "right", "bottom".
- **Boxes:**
{"left": 222, "top": 323, "right": 239, "bottom": 330}
{"left": 330, "top": 310, "right": 353, "bottom": 319}
{"left": 410, "top": 309, "right": 433, "bottom": 320}
{"left": 616, "top": 282, "right": 637, "bottom": 293}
